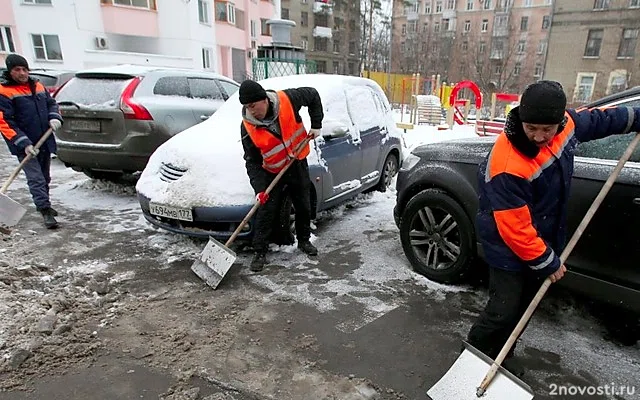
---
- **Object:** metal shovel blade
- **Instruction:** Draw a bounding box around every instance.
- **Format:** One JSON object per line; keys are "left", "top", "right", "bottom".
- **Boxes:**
{"left": 427, "top": 342, "right": 534, "bottom": 400}
{"left": 190, "top": 236, "right": 237, "bottom": 289}
{"left": 0, "top": 193, "right": 27, "bottom": 235}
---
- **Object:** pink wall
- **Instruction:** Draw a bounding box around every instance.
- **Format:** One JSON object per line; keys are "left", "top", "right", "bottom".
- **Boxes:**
{"left": 101, "top": 4, "right": 159, "bottom": 37}
{"left": 0, "top": 0, "right": 21, "bottom": 56}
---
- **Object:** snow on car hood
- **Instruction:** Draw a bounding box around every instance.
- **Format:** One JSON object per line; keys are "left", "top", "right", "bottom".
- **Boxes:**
{"left": 136, "top": 74, "right": 382, "bottom": 208}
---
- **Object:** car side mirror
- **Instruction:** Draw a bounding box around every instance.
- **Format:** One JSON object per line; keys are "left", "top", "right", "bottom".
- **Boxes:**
{"left": 323, "top": 126, "right": 349, "bottom": 140}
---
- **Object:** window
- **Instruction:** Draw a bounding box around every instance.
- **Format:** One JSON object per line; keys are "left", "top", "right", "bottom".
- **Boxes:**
{"left": 607, "top": 70, "right": 629, "bottom": 94}
{"left": 631, "top": 0, "right": 640, "bottom": 7}
{"left": 574, "top": 74, "right": 594, "bottom": 103}
{"left": 215, "top": 1, "right": 235, "bottom": 24}
{"left": 301, "top": 11, "right": 308, "bottom": 26}
{"left": 31, "top": 34, "right": 62, "bottom": 61}
{"left": 316, "top": 60, "right": 326, "bottom": 73}
{"left": 467, "top": 0, "right": 474, "bottom": 10}
{"left": 593, "top": 0, "right": 610, "bottom": 9}
{"left": 260, "top": 18, "right": 270, "bottom": 35}
{"left": 479, "top": 41, "right": 486, "bottom": 53}
{"left": 443, "top": 19, "right": 450, "bottom": 31}
{"left": 349, "top": 41, "right": 356, "bottom": 54}
{"left": 462, "top": 41, "right": 468, "bottom": 51}
{"left": 282, "top": 7, "right": 289, "bottom": 19}
{"left": 250, "top": 20, "right": 257, "bottom": 38}
{"left": 423, "top": 23, "right": 429, "bottom": 33}
{"left": 481, "top": 19, "right": 488, "bottom": 32}
{"left": 315, "top": 13, "right": 328, "bottom": 27}
{"left": 198, "top": 0, "right": 210, "bottom": 24}
{"left": 348, "top": 62, "right": 355, "bottom": 75}
{"left": 0, "top": 27, "right": 16, "bottom": 53}
{"left": 618, "top": 28, "right": 638, "bottom": 58}
{"left": 202, "top": 47, "right": 212, "bottom": 69}
{"left": 520, "top": 16, "right": 528, "bottom": 31}
{"left": 514, "top": 62, "right": 521, "bottom": 76}
{"left": 300, "top": 36, "right": 308, "bottom": 50}
{"left": 542, "top": 15, "right": 550, "bottom": 29}
{"left": 412, "top": 1, "right": 420, "bottom": 12}
{"left": 537, "top": 40, "right": 547, "bottom": 54}
{"left": 517, "top": 40, "right": 526, "bottom": 54}
{"left": 402, "top": 24, "right": 407, "bottom": 35}
{"left": 333, "top": 61, "right": 340, "bottom": 74}
{"left": 113, "top": 0, "right": 156, "bottom": 8}
{"left": 434, "top": 21, "right": 440, "bottom": 32}
{"left": 446, "top": 0, "right": 455, "bottom": 9}
{"left": 495, "top": 15, "right": 507, "bottom": 27}
{"left": 334, "top": 17, "right": 343, "bottom": 30}
{"left": 314, "top": 37, "right": 328, "bottom": 51}
{"left": 188, "top": 78, "right": 224, "bottom": 100}
{"left": 425, "top": 1, "right": 431, "bottom": 13}
{"left": 408, "top": 21, "right": 417, "bottom": 32}
{"left": 333, "top": 39, "right": 340, "bottom": 52}
{"left": 534, "top": 63, "right": 542, "bottom": 77}
{"left": 494, "top": 64, "right": 502, "bottom": 74}
{"left": 524, "top": 0, "right": 532, "bottom": 6}
{"left": 584, "top": 29, "right": 604, "bottom": 57}
{"left": 21, "top": 0, "right": 52, "bottom": 4}
{"left": 576, "top": 131, "right": 640, "bottom": 162}
{"left": 153, "top": 77, "right": 190, "bottom": 97}
{"left": 483, "top": 0, "right": 491, "bottom": 9}
{"left": 436, "top": 1, "right": 442, "bottom": 12}
{"left": 464, "top": 20, "right": 471, "bottom": 33}
{"left": 218, "top": 80, "right": 239, "bottom": 98}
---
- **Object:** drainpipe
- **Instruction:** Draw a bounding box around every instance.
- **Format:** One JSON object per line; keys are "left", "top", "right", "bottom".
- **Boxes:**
{"left": 273, "top": 0, "right": 281, "bottom": 19}
{"left": 541, "top": 0, "right": 555, "bottom": 81}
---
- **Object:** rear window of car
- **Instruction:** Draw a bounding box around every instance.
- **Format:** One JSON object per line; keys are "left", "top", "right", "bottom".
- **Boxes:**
{"left": 30, "top": 74, "right": 58, "bottom": 87}
{"left": 55, "top": 77, "right": 131, "bottom": 108}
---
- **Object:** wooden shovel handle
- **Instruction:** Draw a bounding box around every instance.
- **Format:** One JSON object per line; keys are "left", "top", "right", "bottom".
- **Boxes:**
{"left": 478, "top": 132, "right": 640, "bottom": 395}
{"left": 223, "top": 136, "right": 314, "bottom": 247}
{"left": 1, "top": 128, "right": 54, "bottom": 194}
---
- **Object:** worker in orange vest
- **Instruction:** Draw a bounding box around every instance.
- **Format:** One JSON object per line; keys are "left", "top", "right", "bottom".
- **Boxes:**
{"left": 239, "top": 80, "right": 324, "bottom": 272}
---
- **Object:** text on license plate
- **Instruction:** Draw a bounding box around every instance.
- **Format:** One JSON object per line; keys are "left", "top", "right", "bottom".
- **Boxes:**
{"left": 70, "top": 120, "right": 101, "bottom": 132}
{"left": 149, "top": 203, "right": 193, "bottom": 222}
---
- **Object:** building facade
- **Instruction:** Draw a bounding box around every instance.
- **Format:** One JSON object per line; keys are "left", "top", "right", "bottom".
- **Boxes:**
{"left": 281, "top": 0, "right": 361, "bottom": 75}
{"left": 544, "top": 0, "right": 640, "bottom": 106}
{"left": 214, "top": 0, "right": 277, "bottom": 82}
{"left": 0, "top": 0, "right": 217, "bottom": 73}
{"left": 392, "top": 0, "right": 552, "bottom": 96}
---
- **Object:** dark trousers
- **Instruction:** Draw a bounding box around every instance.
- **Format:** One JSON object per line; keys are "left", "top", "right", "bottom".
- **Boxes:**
{"left": 252, "top": 159, "right": 312, "bottom": 253}
{"left": 16, "top": 149, "right": 52, "bottom": 211}
{"left": 467, "top": 267, "right": 545, "bottom": 359}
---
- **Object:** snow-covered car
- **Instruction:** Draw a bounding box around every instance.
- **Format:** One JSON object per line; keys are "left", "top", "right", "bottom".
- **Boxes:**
{"left": 136, "top": 74, "right": 403, "bottom": 241}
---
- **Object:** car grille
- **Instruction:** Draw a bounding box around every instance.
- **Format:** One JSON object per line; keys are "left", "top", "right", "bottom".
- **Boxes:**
{"left": 159, "top": 162, "right": 188, "bottom": 182}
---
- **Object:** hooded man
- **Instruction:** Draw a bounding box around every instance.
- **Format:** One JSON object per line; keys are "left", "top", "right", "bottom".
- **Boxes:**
{"left": 467, "top": 80, "right": 640, "bottom": 377}
{"left": 0, "top": 54, "right": 63, "bottom": 229}
{"left": 239, "top": 80, "right": 324, "bottom": 272}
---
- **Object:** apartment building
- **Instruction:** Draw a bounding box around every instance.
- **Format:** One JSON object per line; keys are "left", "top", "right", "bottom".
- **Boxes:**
{"left": 214, "top": 0, "right": 278, "bottom": 81}
{"left": 392, "top": 0, "right": 552, "bottom": 95}
{"left": 544, "top": 0, "right": 640, "bottom": 106}
{"left": 281, "top": 0, "right": 361, "bottom": 75}
{"left": 0, "top": 0, "right": 220, "bottom": 72}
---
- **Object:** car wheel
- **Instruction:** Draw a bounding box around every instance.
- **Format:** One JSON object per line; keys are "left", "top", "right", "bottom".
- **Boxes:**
{"left": 374, "top": 153, "right": 398, "bottom": 193}
{"left": 83, "top": 170, "right": 124, "bottom": 181}
{"left": 399, "top": 188, "right": 475, "bottom": 283}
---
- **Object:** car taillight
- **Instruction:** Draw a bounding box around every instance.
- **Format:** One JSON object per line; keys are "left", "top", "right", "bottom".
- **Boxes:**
{"left": 120, "top": 76, "right": 153, "bottom": 120}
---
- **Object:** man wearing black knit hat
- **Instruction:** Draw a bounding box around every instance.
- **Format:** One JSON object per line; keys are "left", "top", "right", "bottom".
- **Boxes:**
{"left": 1, "top": 53, "right": 63, "bottom": 229}
{"left": 467, "top": 80, "right": 640, "bottom": 377}
{"left": 239, "top": 79, "right": 324, "bottom": 272}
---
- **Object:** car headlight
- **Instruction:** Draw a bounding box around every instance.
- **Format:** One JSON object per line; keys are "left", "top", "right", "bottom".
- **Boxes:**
{"left": 401, "top": 152, "right": 420, "bottom": 171}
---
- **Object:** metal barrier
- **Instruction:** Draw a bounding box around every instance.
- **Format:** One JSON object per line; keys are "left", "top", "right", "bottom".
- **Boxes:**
{"left": 474, "top": 120, "right": 505, "bottom": 136}
{"left": 252, "top": 58, "right": 317, "bottom": 80}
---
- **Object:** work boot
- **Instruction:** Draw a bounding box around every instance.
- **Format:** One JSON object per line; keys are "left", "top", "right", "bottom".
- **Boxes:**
{"left": 40, "top": 208, "right": 58, "bottom": 229}
{"left": 49, "top": 207, "right": 58, "bottom": 217}
{"left": 250, "top": 252, "right": 267, "bottom": 272}
{"left": 297, "top": 240, "right": 318, "bottom": 256}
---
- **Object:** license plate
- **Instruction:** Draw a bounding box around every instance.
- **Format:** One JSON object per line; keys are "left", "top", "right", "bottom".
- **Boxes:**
{"left": 70, "top": 120, "right": 101, "bottom": 132}
{"left": 149, "top": 203, "right": 193, "bottom": 222}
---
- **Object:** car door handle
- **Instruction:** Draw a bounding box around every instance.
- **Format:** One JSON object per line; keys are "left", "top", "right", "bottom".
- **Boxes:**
{"left": 352, "top": 138, "right": 362, "bottom": 145}
{"left": 200, "top": 115, "right": 210, "bottom": 121}
{"left": 633, "top": 197, "right": 640, "bottom": 205}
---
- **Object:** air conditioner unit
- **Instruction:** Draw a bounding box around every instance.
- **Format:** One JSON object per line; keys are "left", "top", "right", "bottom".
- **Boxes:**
{"left": 95, "top": 36, "right": 109, "bottom": 50}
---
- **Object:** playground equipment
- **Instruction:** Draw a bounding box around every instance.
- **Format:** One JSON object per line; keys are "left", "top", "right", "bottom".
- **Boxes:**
{"left": 475, "top": 92, "right": 520, "bottom": 136}
{"left": 445, "top": 80, "right": 483, "bottom": 128}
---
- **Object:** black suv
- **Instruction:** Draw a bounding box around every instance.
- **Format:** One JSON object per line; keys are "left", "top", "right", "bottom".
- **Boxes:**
{"left": 394, "top": 86, "right": 640, "bottom": 313}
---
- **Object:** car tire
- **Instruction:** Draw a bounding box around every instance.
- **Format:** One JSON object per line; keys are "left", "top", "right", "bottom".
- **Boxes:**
{"left": 399, "top": 188, "right": 475, "bottom": 283}
{"left": 368, "top": 152, "right": 398, "bottom": 193}
{"left": 83, "top": 170, "right": 124, "bottom": 181}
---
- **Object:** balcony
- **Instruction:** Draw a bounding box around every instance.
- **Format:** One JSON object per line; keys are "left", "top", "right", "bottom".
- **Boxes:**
{"left": 490, "top": 50, "right": 504, "bottom": 60}
{"left": 313, "top": 26, "right": 332, "bottom": 39}
{"left": 406, "top": 11, "right": 418, "bottom": 21}
{"left": 442, "top": 9, "right": 456, "bottom": 19}
{"left": 101, "top": 2, "right": 158, "bottom": 37}
{"left": 313, "top": 1, "right": 333, "bottom": 14}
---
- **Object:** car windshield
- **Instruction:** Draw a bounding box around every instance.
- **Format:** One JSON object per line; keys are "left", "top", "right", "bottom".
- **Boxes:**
{"left": 30, "top": 74, "right": 58, "bottom": 87}
{"left": 55, "top": 77, "right": 131, "bottom": 108}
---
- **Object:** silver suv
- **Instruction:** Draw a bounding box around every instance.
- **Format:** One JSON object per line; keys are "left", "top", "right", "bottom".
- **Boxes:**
{"left": 53, "top": 65, "right": 239, "bottom": 180}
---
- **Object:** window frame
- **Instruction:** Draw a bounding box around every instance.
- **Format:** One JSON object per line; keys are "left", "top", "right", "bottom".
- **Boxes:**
{"left": 617, "top": 28, "right": 638, "bottom": 58}
{"left": 0, "top": 26, "right": 16, "bottom": 53}
{"left": 198, "top": 0, "right": 211, "bottom": 25}
{"left": 31, "top": 33, "right": 63, "bottom": 61}
{"left": 584, "top": 29, "right": 604, "bottom": 57}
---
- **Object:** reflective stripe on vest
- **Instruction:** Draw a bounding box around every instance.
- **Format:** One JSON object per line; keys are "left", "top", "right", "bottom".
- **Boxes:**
{"left": 244, "top": 91, "right": 310, "bottom": 173}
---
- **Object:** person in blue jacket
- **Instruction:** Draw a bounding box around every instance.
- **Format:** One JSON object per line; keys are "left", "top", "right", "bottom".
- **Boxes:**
{"left": 0, "top": 54, "right": 63, "bottom": 229}
{"left": 467, "top": 80, "right": 640, "bottom": 377}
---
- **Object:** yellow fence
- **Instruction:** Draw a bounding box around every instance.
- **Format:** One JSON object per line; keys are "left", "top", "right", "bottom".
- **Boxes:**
{"left": 363, "top": 71, "right": 456, "bottom": 108}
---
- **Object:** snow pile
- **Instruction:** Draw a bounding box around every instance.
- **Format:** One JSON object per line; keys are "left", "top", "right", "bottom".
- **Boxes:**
{"left": 136, "top": 74, "right": 398, "bottom": 208}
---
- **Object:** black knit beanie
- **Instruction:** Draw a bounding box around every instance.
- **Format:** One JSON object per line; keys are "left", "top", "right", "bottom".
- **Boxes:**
{"left": 518, "top": 80, "right": 567, "bottom": 124}
{"left": 239, "top": 80, "right": 267, "bottom": 105}
{"left": 5, "top": 54, "right": 29, "bottom": 72}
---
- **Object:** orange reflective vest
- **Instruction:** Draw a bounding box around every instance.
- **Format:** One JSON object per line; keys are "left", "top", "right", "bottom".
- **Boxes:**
{"left": 243, "top": 90, "right": 310, "bottom": 173}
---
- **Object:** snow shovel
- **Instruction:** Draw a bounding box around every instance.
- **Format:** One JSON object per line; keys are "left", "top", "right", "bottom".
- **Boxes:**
{"left": 191, "top": 136, "right": 314, "bottom": 289}
{"left": 428, "top": 131, "right": 640, "bottom": 400}
{"left": 0, "top": 128, "right": 54, "bottom": 235}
